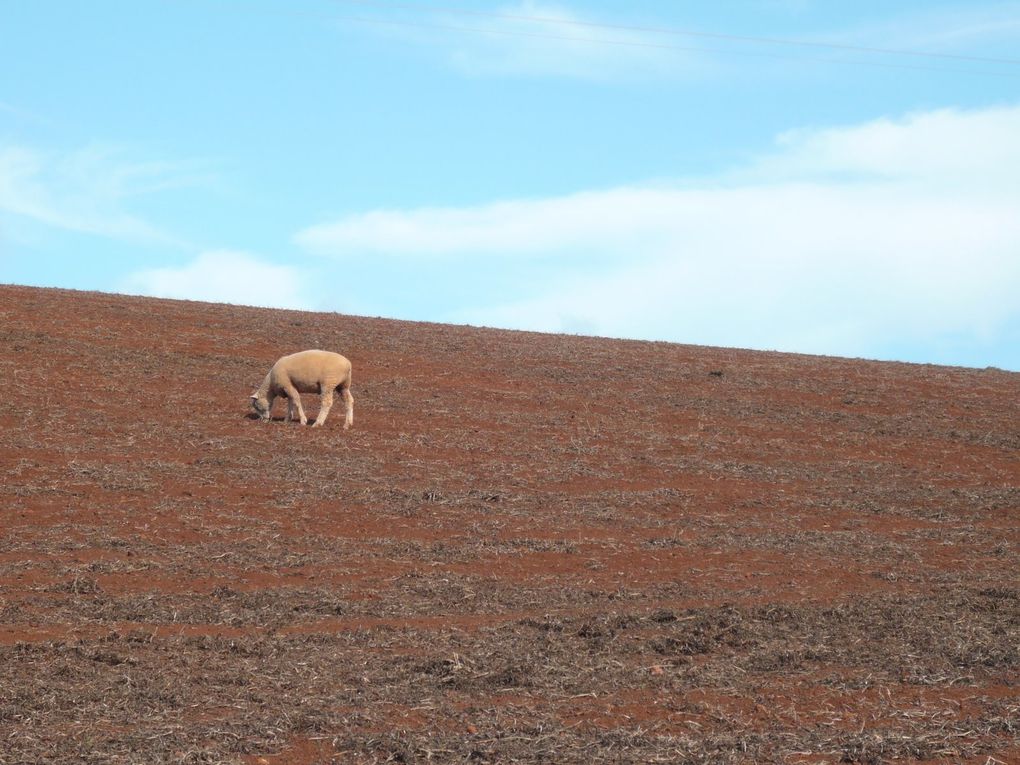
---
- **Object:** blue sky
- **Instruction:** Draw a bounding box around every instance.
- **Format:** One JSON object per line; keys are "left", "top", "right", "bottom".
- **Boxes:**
{"left": 2, "top": 1, "right": 1019, "bottom": 369}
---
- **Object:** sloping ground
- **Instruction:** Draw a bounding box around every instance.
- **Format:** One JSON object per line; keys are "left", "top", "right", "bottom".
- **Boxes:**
{"left": 0, "top": 284, "right": 1017, "bottom": 765}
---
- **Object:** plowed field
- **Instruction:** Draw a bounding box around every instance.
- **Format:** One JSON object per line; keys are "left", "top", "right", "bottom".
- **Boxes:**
{"left": 1, "top": 284, "right": 1017, "bottom": 764}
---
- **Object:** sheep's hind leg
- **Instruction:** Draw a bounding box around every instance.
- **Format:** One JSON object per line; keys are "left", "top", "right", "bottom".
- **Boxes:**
{"left": 287, "top": 398, "right": 296, "bottom": 422}
{"left": 341, "top": 384, "right": 354, "bottom": 429}
{"left": 312, "top": 390, "right": 334, "bottom": 428}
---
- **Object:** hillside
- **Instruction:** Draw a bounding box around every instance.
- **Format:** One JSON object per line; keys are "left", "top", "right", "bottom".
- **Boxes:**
{"left": 1, "top": 284, "right": 1017, "bottom": 764}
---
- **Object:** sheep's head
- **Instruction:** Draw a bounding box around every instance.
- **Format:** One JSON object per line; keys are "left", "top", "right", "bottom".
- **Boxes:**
{"left": 250, "top": 393, "right": 270, "bottom": 420}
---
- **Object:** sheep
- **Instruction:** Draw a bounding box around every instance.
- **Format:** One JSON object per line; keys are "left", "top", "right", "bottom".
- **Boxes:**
{"left": 250, "top": 350, "right": 354, "bottom": 429}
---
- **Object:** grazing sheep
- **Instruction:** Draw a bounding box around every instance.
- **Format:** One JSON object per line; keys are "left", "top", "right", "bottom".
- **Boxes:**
{"left": 250, "top": 350, "right": 354, "bottom": 429}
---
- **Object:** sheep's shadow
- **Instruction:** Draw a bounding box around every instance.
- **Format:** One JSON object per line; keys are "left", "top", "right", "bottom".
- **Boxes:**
{"left": 243, "top": 413, "right": 299, "bottom": 424}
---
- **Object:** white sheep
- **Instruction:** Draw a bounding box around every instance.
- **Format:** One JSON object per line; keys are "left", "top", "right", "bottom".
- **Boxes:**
{"left": 250, "top": 350, "right": 354, "bottom": 429}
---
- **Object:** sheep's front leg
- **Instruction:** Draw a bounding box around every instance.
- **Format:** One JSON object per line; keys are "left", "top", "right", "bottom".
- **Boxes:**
{"left": 282, "top": 384, "right": 307, "bottom": 425}
{"left": 287, "top": 398, "right": 297, "bottom": 423}
{"left": 312, "top": 390, "right": 333, "bottom": 428}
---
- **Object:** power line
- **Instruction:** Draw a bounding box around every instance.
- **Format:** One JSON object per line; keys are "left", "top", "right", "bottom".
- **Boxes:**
{"left": 163, "top": 1, "right": 1020, "bottom": 78}
{"left": 330, "top": 0, "right": 1020, "bottom": 67}
{"left": 320, "top": 9, "right": 1020, "bottom": 79}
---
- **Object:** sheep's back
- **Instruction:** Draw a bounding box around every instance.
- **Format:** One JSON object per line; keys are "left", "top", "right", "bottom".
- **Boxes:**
{"left": 272, "top": 349, "right": 351, "bottom": 392}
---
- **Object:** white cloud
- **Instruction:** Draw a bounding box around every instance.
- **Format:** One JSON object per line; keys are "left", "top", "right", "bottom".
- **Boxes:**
{"left": 120, "top": 251, "right": 312, "bottom": 310}
{"left": 0, "top": 143, "right": 200, "bottom": 244}
{"left": 296, "top": 104, "right": 1020, "bottom": 366}
{"left": 754, "top": 105, "right": 1020, "bottom": 186}
{"left": 297, "top": 189, "right": 670, "bottom": 257}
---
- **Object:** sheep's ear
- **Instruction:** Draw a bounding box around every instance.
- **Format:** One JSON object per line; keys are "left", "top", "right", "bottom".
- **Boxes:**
{"left": 249, "top": 394, "right": 259, "bottom": 400}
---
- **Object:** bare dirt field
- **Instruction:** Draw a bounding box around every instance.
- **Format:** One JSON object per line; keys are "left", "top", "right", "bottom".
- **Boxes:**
{"left": 1, "top": 284, "right": 1017, "bottom": 764}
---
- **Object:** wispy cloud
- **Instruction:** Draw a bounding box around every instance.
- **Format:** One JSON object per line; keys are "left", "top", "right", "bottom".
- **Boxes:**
{"left": 0, "top": 143, "right": 203, "bottom": 245}
{"left": 344, "top": 1, "right": 704, "bottom": 81}
{"left": 120, "top": 251, "right": 313, "bottom": 310}
{"left": 833, "top": 2, "right": 1020, "bottom": 57}
{"left": 0, "top": 100, "right": 48, "bottom": 125}
{"left": 339, "top": 1, "right": 1020, "bottom": 81}
{"left": 296, "top": 104, "right": 1020, "bottom": 367}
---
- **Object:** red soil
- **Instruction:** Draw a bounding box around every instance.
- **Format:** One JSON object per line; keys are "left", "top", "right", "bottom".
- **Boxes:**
{"left": 0, "top": 285, "right": 1017, "bottom": 764}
